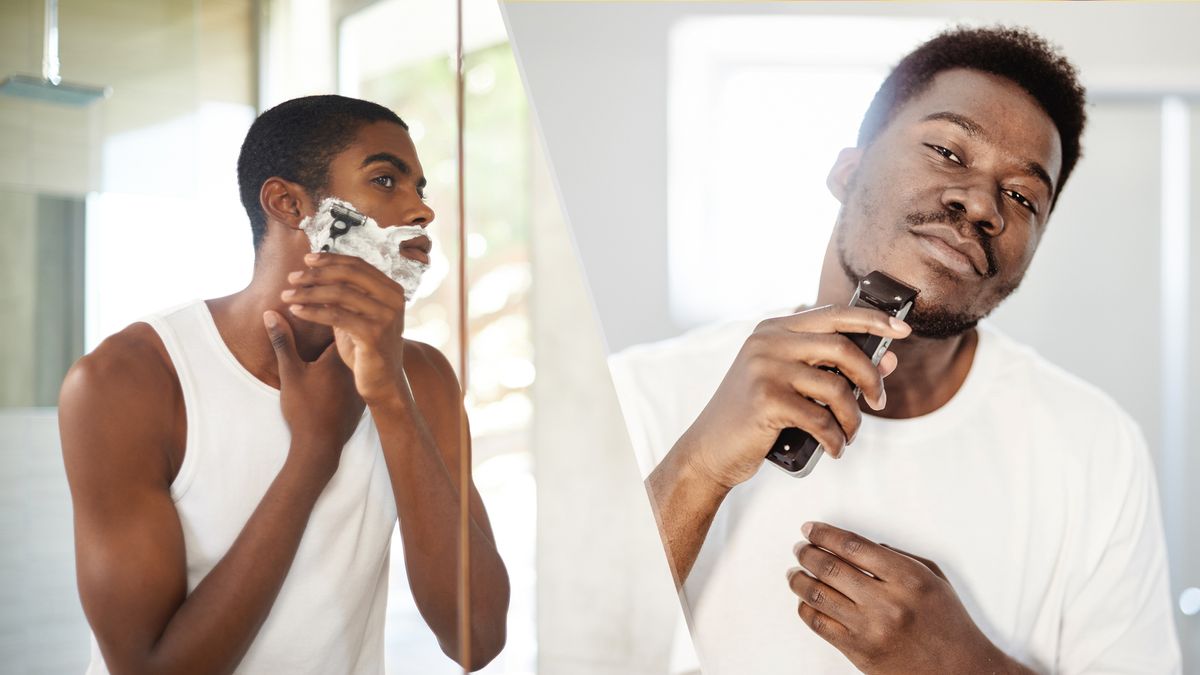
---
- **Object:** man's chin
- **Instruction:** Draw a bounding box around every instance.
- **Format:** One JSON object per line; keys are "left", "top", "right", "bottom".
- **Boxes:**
{"left": 905, "top": 303, "right": 983, "bottom": 339}
{"left": 835, "top": 231, "right": 1012, "bottom": 339}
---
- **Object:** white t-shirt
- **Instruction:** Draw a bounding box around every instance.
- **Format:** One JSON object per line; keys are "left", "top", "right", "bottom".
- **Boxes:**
{"left": 609, "top": 316, "right": 1181, "bottom": 674}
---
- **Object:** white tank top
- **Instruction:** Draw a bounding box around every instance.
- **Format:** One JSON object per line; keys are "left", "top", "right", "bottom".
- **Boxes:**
{"left": 86, "top": 299, "right": 398, "bottom": 674}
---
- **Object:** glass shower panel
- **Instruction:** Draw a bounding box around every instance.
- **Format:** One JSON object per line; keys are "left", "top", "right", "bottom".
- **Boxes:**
{"left": 0, "top": 190, "right": 85, "bottom": 409}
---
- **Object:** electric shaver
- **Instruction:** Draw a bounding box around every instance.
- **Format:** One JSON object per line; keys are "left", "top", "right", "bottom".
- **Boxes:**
{"left": 765, "top": 271, "right": 919, "bottom": 477}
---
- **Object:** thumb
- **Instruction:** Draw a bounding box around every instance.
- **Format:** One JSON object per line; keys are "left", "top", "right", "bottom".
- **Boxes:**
{"left": 263, "top": 311, "right": 300, "bottom": 380}
{"left": 315, "top": 337, "right": 344, "bottom": 365}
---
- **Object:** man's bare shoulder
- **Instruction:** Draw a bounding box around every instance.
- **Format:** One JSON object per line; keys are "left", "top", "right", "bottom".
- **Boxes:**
{"left": 61, "top": 323, "right": 176, "bottom": 408}
{"left": 59, "top": 322, "right": 181, "bottom": 481}
{"left": 401, "top": 339, "right": 460, "bottom": 406}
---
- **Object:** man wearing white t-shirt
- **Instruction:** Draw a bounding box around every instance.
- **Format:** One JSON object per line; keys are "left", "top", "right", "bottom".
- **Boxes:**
{"left": 613, "top": 26, "right": 1181, "bottom": 674}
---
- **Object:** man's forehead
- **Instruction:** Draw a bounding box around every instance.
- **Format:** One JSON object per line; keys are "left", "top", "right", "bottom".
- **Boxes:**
{"left": 342, "top": 121, "right": 421, "bottom": 167}
{"left": 895, "top": 68, "right": 1062, "bottom": 179}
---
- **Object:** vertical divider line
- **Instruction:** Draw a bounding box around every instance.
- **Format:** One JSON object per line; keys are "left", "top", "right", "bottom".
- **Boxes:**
{"left": 1160, "top": 95, "right": 1189, "bottom": 602}
{"left": 455, "top": 0, "right": 471, "bottom": 670}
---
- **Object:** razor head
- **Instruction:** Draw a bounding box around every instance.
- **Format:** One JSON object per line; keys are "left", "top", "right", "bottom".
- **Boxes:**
{"left": 854, "top": 271, "right": 919, "bottom": 316}
{"left": 320, "top": 203, "right": 369, "bottom": 252}
{"left": 845, "top": 271, "right": 919, "bottom": 363}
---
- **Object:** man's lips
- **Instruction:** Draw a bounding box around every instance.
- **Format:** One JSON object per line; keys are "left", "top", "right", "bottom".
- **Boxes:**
{"left": 909, "top": 224, "right": 987, "bottom": 276}
{"left": 400, "top": 235, "right": 432, "bottom": 264}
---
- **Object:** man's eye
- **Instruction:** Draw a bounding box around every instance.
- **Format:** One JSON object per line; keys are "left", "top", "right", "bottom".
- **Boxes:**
{"left": 926, "top": 144, "right": 963, "bottom": 165}
{"left": 373, "top": 175, "right": 395, "bottom": 188}
{"left": 1005, "top": 189, "right": 1037, "bottom": 215}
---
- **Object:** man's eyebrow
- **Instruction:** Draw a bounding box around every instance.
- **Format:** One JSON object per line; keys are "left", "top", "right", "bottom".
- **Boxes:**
{"left": 922, "top": 111, "right": 1055, "bottom": 199}
{"left": 360, "top": 152, "right": 427, "bottom": 189}
{"left": 1020, "top": 160, "right": 1055, "bottom": 201}
{"left": 922, "top": 111, "right": 987, "bottom": 139}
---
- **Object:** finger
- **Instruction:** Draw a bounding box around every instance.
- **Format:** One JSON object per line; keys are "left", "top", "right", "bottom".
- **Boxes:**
{"left": 787, "top": 567, "right": 860, "bottom": 631}
{"left": 288, "top": 264, "right": 406, "bottom": 308}
{"left": 288, "top": 303, "right": 378, "bottom": 339}
{"left": 745, "top": 331, "right": 888, "bottom": 410}
{"left": 293, "top": 253, "right": 405, "bottom": 303}
{"left": 769, "top": 387, "right": 848, "bottom": 459}
{"left": 794, "top": 541, "right": 878, "bottom": 602}
{"left": 745, "top": 330, "right": 888, "bottom": 408}
{"left": 263, "top": 311, "right": 300, "bottom": 380}
{"left": 878, "top": 351, "right": 899, "bottom": 378}
{"left": 764, "top": 304, "right": 911, "bottom": 340}
{"left": 304, "top": 251, "right": 382, "bottom": 273}
{"left": 800, "top": 522, "right": 905, "bottom": 582}
{"left": 881, "top": 543, "right": 947, "bottom": 581}
{"left": 282, "top": 283, "right": 392, "bottom": 321}
{"left": 797, "top": 600, "right": 852, "bottom": 649}
{"left": 782, "top": 364, "right": 863, "bottom": 450}
{"left": 782, "top": 334, "right": 888, "bottom": 410}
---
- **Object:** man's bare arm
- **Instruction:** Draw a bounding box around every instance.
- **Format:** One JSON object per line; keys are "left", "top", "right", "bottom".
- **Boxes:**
{"left": 646, "top": 432, "right": 734, "bottom": 586}
{"left": 61, "top": 321, "right": 355, "bottom": 675}
{"left": 643, "top": 307, "right": 907, "bottom": 587}
{"left": 374, "top": 342, "right": 510, "bottom": 670}
{"left": 283, "top": 252, "right": 511, "bottom": 669}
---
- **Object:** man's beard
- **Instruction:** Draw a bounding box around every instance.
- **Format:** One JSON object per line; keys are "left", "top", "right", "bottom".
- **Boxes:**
{"left": 835, "top": 206, "right": 1022, "bottom": 340}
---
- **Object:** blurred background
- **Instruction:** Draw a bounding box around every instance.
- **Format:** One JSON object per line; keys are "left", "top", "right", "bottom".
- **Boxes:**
{"left": 504, "top": 1, "right": 1200, "bottom": 672}
{"left": 0, "top": 0, "right": 678, "bottom": 673}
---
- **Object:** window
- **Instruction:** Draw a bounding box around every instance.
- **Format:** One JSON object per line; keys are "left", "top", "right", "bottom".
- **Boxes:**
{"left": 339, "top": 2, "right": 535, "bottom": 672}
{"left": 667, "top": 16, "right": 942, "bottom": 325}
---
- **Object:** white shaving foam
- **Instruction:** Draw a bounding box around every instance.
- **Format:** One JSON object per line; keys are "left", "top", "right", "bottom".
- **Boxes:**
{"left": 299, "top": 197, "right": 430, "bottom": 301}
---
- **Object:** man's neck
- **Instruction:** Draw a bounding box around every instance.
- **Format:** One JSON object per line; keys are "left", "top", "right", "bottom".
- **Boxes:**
{"left": 206, "top": 251, "right": 335, "bottom": 389}
{"left": 869, "top": 329, "right": 977, "bottom": 419}
{"left": 811, "top": 234, "right": 978, "bottom": 420}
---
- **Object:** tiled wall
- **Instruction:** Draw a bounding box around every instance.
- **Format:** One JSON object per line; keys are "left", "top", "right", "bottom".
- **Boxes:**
{"left": 0, "top": 409, "right": 90, "bottom": 675}
{"left": 0, "top": 0, "right": 255, "bottom": 197}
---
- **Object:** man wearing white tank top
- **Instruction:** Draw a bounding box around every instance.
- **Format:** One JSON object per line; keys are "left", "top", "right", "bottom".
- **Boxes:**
{"left": 59, "top": 95, "right": 509, "bottom": 674}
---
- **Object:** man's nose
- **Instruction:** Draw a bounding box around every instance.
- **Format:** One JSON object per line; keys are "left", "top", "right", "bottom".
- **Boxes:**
{"left": 941, "top": 183, "right": 1003, "bottom": 236}
{"left": 400, "top": 198, "right": 435, "bottom": 229}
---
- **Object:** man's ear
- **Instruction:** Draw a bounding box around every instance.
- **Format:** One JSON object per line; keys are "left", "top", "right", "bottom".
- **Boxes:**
{"left": 260, "top": 177, "right": 314, "bottom": 230}
{"left": 826, "top": 147, "right": 863, "bottom": 205}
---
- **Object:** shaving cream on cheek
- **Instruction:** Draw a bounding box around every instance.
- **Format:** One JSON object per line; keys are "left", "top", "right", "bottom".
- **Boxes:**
{"left": 298, "top": 197, "right": 430, "bottom": 301}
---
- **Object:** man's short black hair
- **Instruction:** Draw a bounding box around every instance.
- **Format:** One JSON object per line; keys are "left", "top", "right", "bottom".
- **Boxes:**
{"left": 237, "top": 94, "right": 407, "bottom": 249}
{"left": 857, "top": 25, "right": 1086, "bottom": 211}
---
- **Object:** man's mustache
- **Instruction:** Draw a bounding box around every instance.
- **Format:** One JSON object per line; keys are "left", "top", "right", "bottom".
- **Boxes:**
{"left": 904, "top": 209, "right": 999, "bottom": 278}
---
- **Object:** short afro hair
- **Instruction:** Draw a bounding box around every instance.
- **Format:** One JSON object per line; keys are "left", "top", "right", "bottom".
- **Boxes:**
{"left": 856, "top": 25, "right": 1087, "bottom": 211}
{"left": 237, "top": 95, "right": 407, "bottom": 249}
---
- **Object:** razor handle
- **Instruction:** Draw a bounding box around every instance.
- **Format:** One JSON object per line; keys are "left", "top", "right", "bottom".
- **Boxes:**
{"left": 765, "top": 271, "right": 918, "bottom": 477}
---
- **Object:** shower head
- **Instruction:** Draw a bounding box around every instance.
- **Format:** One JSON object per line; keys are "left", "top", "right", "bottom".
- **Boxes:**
{"left": 0, "top": 0, "right": 111, "bottom": 107}
{"left": 0, "top": 74, "right": 110, "bottom": 106}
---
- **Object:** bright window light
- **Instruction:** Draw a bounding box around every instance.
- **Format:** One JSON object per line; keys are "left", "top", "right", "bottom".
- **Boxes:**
{"left": 85, "top": 102, "right": 256, "bottom": 350}
{"left": 668, "top": 16, "right": 944, "bottom": 325}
